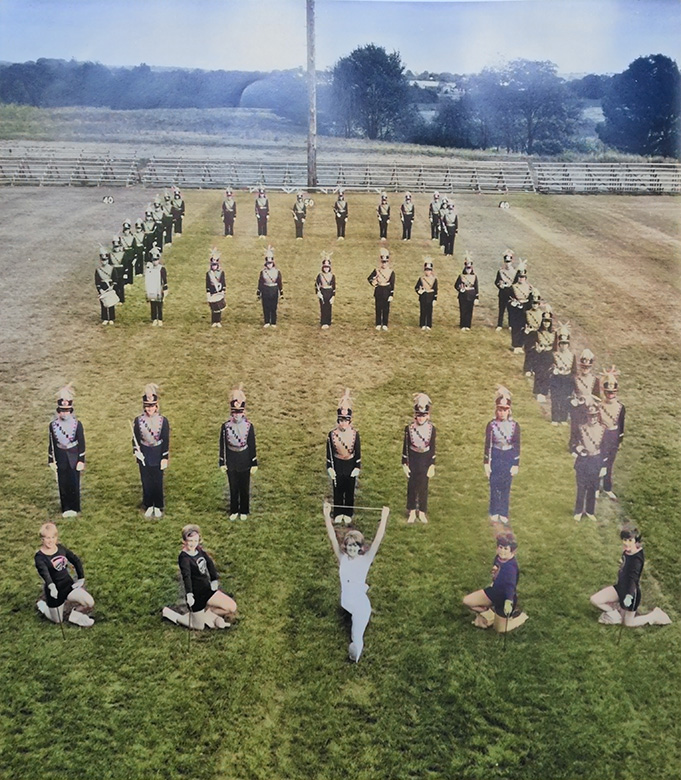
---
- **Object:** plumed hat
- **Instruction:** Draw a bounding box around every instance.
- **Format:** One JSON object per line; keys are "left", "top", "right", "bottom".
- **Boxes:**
{"left": 495, "top": 385, "right": 512, "bottom": 409}
{"left": 601, "top": 365, "right": 620, "bottom": 393}
{"left": 142, "top": 383, "right": 159, "bottom": 406}
{"left": 230, "top": 384, "right": 246, "bottom": 411}
{"left": 337, "top": 388, "right": 353, "bottom": 420}
{"left": 413, "top": 392, "right": 431, "bottom": 414}
{"left": 579, "top": 348, "right": 595, "bottom": 366}
{"left": 56, "top": 384, "right": 75, "bottom": 411}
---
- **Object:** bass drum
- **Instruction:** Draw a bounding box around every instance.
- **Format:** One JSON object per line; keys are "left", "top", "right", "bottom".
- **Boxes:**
{"left": 99, "top": 288, "right": 120, "bottom": 307}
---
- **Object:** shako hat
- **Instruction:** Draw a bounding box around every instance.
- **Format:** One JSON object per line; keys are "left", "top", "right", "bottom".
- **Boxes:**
{"left": 230, "top": 384, "right": 246, "bottom": 412}
{"left": 601, "top": 365, "right": 620, "bottom": 393}
{"left": 142, "top": 383, "right": 159, "bottom": 406}
{"left": 579, "top": 348, "right": 595, "bottom": 366}
{"left": 337, "top": 388, "right": 353, "bottom": 420}
{"left": 56, "top": 384, "right": 75, "bottom": 411}
{"left": 495, "top": 385, "right": 512, "bottom": 409}
{"left": 413, "top": 392, "right": 431, "bottom": 415}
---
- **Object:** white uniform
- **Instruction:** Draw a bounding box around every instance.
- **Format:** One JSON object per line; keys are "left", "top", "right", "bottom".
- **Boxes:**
{"left": 339, "top": 548, "right": 376, "bottom": 658}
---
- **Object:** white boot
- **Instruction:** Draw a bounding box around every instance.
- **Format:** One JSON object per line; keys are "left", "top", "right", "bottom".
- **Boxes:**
{"left": 407, "top": 510, "right": 417, "bottom": 524}
{"left": 145, "top": 506, "right": 155, "bottom": 518}
{"left": 162, "top": 606, "right": 179, "bottom": 624}
{"left": 69, "top": 610, "right": 94, "bottom": 627}
{"left": 647, "top": 607, "right": 671, "bottom": 626}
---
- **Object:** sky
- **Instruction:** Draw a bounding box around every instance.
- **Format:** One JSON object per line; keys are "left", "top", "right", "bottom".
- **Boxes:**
{"left": 0, "top": 0, "right": 679, "bottom": 77}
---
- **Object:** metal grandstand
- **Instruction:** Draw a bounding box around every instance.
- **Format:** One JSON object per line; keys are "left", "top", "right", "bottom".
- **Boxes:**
{"left": 1, "top": 151, "right": 679, "bottom": 194}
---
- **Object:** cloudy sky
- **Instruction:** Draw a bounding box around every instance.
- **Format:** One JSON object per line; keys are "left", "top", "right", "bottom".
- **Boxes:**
{"left": 0, "top": 0, "right": 679, "bottom": 76}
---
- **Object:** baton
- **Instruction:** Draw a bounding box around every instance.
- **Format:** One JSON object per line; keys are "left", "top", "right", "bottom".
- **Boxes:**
{"left": 57, "top": 604, "right": 66, "bottom": 641}
{"left": 331, "top": 504, "right": 386, "bottom": 512}
{"left": 130, "top": 421, "right": 146, "bottom": 466}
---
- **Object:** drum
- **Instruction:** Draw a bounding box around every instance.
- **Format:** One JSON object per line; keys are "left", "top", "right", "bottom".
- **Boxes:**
{"left": 99, "top": 288, "right": 120, "bottom": 307}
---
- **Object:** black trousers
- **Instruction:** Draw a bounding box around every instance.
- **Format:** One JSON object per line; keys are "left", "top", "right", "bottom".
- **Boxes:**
{"left": 223, "top": 216, "right": 235, "bottom": 236}
{"left": 601, "top": 430, "right": 620, "bottom": 492}
{"left": 574, "top": 456, "right": 601, "bottom": 515}
{"left": 294, "top": 219, "right": 304, "bottom": 238}
{"left": 443, "top": 229, "right": 456, "bottom": 255}
{"left": 135, "top": 249, "right": 145, "bottom": 276}
{"left": 319, "top": 289, "right": 333, "bottom": 326}
{"left": 509, "top": 306, "right": 526, "bottom": 348}
{"left": 378, "top": 216, "right": 389, "bottom": 239}
{"left": 257, "top": 216, "right": 268, "bottom": 236}
{"left": 139, "top": 463, "right": 164, "bottom": 509}
{"left": 374, "top": 289, "right": 391, "bottom": 326}
{"left": 100, "top": 302, "right": 115, "bottom": 322}
{"left": 407, "top": 471, "right": 429, "bottom": 512}
{"left": 335, "top": 217, "right": 346, "bottom": 238}
{"left": 430, "top": 218, "right": 439, "bottom": 239}
{"left": 150, "top": 301, "right": 164, "bottom": 321}
{"left": 112, "top": 267, "right": 126, "bottom": 303}
{"left": 459, "top": 297, "right": 474, "bottom": 328}
{"left": 550, "top": 374, "right": 572, "bottom": 422}
{"left": 497, "top": 289, "right": 512, "bottom": 328}
{"left": 173, "top": 215, "right": 183, "bottom": 234}
{"left": 333, "top": 474, "right": 356, "bottom": 518}
{"left": 419, "top": 293, "right": 434, "bottom": 327}
{"left": 227, "top": 468, "right": 250, "bottom": 514}
{"left": 401, "top": 217, "right": 413, "bottom": 240}
{"left": 162, "top": 217, "right": 173, "bottom": 245}
{"left": 56, "top": 453, "right": 81, "bottom": 513}
{"left": 261, "top": 289, "right": 278, "bottom": 325}
{"left": 533, "top": 351, "right": 553, "bottom": 395}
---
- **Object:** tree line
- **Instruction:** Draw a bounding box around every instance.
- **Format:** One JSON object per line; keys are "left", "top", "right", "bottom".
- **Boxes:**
{"left": 0, "top": 52, "right": 678, "bottom": 158}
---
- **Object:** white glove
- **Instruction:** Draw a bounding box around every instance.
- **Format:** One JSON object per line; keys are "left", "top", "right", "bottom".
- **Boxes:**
{"left": 73, "top": 578, "right": 84, "bottom": 589}
{"left": 599, "top": 467, "right": 607, "bottom": 477}
{"left": 417, "top": 288, "right": 423, "bottom": 295}
{"left": 484, "top": 464, "right": 491, "bottom": 479}
{"left": 160, "top": 459, "right": 168, "bottom": 470}
{"left": 427, "top": 465, "right": 435, "bottom": 478}
{"left": 571, "top": 452, "right": 578, "bottom": 460}
{"left": 623, "top": 594, "right": 633, "bottom": 608}
{"left": 186, "top": 593, "right": 195, "bottom": 608}
{"left": 250, "top": 466, "right": 258, "bottom": 475}
{"left": 327, "top": 467, "right": 337, "bottom": 481}
{"left": 206, "top": 293, "right": 211, "bottom": 303}
{"left": 329, "top": 297, "right": 335, "bottom": 305}
{"left": 432, "top": 300, "right": 437, "bottom": 306}
{"left": 350, "top": 468, "right": 360, "bottom": 478}
{"left": 220, "top": 465, "right": 227, "bottom": 473}
{"left": 474, "top": 299, "right": 479, "bottom": 306}
{"left": 388, "top": 296, "right": 393, "bottom": 303}
{"left": 317, "top": 292, "right": 323, "bottom": 300}
{"left": 402, "top": 463, "right": 411, "bottom": 478}
{"left": 210, "top": 580, "right": 219, "bottom": 592}
{"left": 134, "top": 451, "right": 145, "bottom": 463}
{"left": 504, "top": 600, "right": 513, "bottom": 616}
{"left": 48, "top": 584, "right": 58, "bottom": 599}
{"left": 76, "top": 462, "right": 85, "bottom": 472}
{"left": 49, "top": 462, "right": 58, "bottom": 474}
{"left": 510, "top": 465, "right": 519, "bottom": 476}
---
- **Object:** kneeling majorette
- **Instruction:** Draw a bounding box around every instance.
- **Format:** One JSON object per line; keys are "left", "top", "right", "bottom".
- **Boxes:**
{"left": 484, "top": 386, "right": 520, "bottom": 525}
{"left": 206, "top": 248, "right": 226, "bottom": 328}
{"left": 34, "top": 522, "right": 95, "bottom": 627}
{"left": 368, "top": 247, "right": 395, "bottom": 331}
{"left": 323, "top": 501, "right": 389, "bottom": 662}
{"left": 48, "top": 384, "right": 86, "bottom": 518}
{"left": 590, "top": 527, "right": 670, "bottom": 627}
{"left": 462, "top": 533, "right": 528, "bottom": 632}
{"left": 570, "top": 395, "right": 606, "bottom": 522}
{"left": 598, "top": 366, "right": 625, "bottom": 500}
{"left": 162, "top": 524, "right": 237, "bottom": 630}
{"left": 257, "top": 246, "right": 283, "bottom": 328}
{"left": 327, "top": 389, "right": 361, "bottom": 524}
{"left": 415, "top": 258, "right": 438, "bottom": 330}
{"left": 550, "top": 322, "right": 576, "bottom": 425}
{"left": 132, "top": 383, "right": 170, "bottom": 518}
{"left": 454, "top": 253, "right": 479, "bottom": 331}
{"left": 144, "top": 246, "right": 168, "bottom": 326}
{"left": 315, "top": 252, "right": 336, "bottom": 329}
{"left": 402, "top": 393, "right": 436, "bottom": 524}
{"left": 219, "top": 386, "right": 258, "bottom": 520}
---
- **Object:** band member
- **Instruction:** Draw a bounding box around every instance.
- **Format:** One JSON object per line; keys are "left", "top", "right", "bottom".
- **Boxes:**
{"left": 34, "top": 522, "right": 95, "bottom": 627}
{"left": 526, "top": 309, "right": 554, "bottom": 402}
{"left": 441, "top": 201, "right": 458, "bottom": 256}
{"left": 144, "top": 247, "right": 168, "bottom": 326}
{"left": 428, "top": 191, "right": 441, "bottom": 240}
{"left": 327, "top": 389, "right": 361, "bottom": 524}
{"left": 522, "top": 292, "right": 544, "bottom": 375}
{"left": 171, "top": 186, "right": 185, "bottom": 235}
{"left": 571, "top": 349, "right": 600, "bottom": 433}
{"left": 454, "top": 254, "right": 479, "bottom": 330}
{"left": 463, "top": 534, "right": 527, "bottom": 632}
{"left": 438, "top": 196, "right": 449, "bottom": 251}
{"left": 415, "top": 259, "right": 438, "bottom": 330}
{"left": 402, "top": 393, "right": 436, "bottom": 523}
{"left": 132, "top": 219, "right": 146, "bottom": 276}
{"left": 550, "top": 323, "right": 576, "bottom": 425}
{"left": 599, "top": 367, "right": 625, "bottom": 500}
{"left": 132, "top": 383, "right": 170, "bottom": 518}
{"left": 142, "top": 210, "right": 157, "bottom": 263}
{"left": 151, "top": 197, "right": 165, "bottom": 249}
{"left": 257, "top": 246, "right": 283, "bottom": 328}
{"left": 48, "top": 385, "right": 85, "bottom": 518}
{"left": 292, "top": 191, "right": 307, "bottom": 239}
{"left": 255, "top": 187, "right": 269, "bottom": 237}
{"left": 120, "top": 220, "right": 137, "bottom": 286}
{"left": 221, "top": 188, "right": 237, "bottom": 237}
{"left": 162, "top": 524, "right": 236, "bottom": 630}
{"left": 315, "top": 252, "right": 336, "bottom": 329}
{"left": 483, "top": 387, "right": 520, "bottom": 524}
{"left": 508, "top": 263, "right": 533, "bottom": 353}
{"left": 161, "top": 192, "right": 174, "bottom": 246}
{"left": 206, "top": 248, "right": 226, "bottom": 328}
{"left": 219, "top": 386, "right": 258, "bottom": 520}
{"left": 590, "top": 527, "right": 671, "bottom": 627}
{"left": 324, "top": 501, "right": 389, "bottom": 662}
{"left": 333, "top": 189, "right": 348, "bottom": 239}
{"left": 110, "top": 235, "right": 127, "bottom": 303}
{"left": 400, "top": 192, "right": 415, "bottom": 240}
{"left": 377, "top": 192, "right": 390, "bottom": 240}
{"left": 95, "top": 248, "right": 117, "bottom": 325}
{"left": 570, "top": 397, "right": 606, "bottom": 521}
{"left": 494, "top": 250, "right": 516, "bottom": 330}
{"left": 367, "top": 248, "right": 395, "bottom": 331}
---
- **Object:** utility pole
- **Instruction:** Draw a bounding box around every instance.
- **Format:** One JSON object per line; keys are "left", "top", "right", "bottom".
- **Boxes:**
{"left": 306, "top": 0, "right": 318, "bottom": 188}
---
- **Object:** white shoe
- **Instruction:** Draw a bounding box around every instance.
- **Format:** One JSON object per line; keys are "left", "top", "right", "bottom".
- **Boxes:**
{"left": 407, "top": 510, "right": 417, "bottom": 524}
{"left": 495, "top": 326, "right": 502, "bottom": 332}
{"left": 585, "top": 513, "right": 597, "bottom": 521}
{"left": 382, "top": 325, "right": 388, "bottom": 331}
{"left": 344, "top": 515, "right": 352, "bottom": 525}
{"left": 536, "top": 394, "right": 546, "bottom": 403}
{"left": 321, "top": 324, "right": 329, "bottom": 330}
{"left": 62, "top": 510, "right": 77, "bottom": 518}
{"left": 348, "top": 642, "right": 360, "bottom": 662}
{"left": 36, "top": 600, "right": 50, "bottom": 617}
{"left": 145, "top": 506, "right": 155, "bottom": 518}
{"left": 157, "top": 321, "right": 163, "bottom": 327}
{"left": 211, "top": 323, "right": 216, "bottom": 328}
{"left": 421, "top": 326, "right": 427, "bottom": 331}
{"left": 152, "top": 319, "right": 158, "bottom": 326}
{"left": 498, "top": 516, "right": 509, "bottom": 525}
{"left": 604, "top": 491, "right": 617, "bottom": 500}
{"left": 271, "top": 324, "right": 277, "bottom": 329}
{"left": 375, "top": 325, "right": 381, "bottom": 330}
{"left": 162, "top": 606, "right": 178, "bottom": 624}
{"left": 418, "top": 511, "right": 428, "bottom": 524}
{"left": 648, "top": 607, "right": 671, "bottom": 626}
{"left": 264, "top": 323, "right": 270, "bottom": 328}
{"left": 154, "top": 507, "right": 163, "bottom": 518}
{"left": 213, "top": 616, "right": 231, "bottom": 629}
{"left": 333, "top": 515, "right": 342, "bottom": 525}
{"left": 101, "top": 320, "right": 108, "bottom": 326}
{"left": 108, "top": 320, "right": 115, "bottom": 325}
{"left": 573, "top": 513, "right": 582, "bottom": 522}
{"left": 489, "top": 514, "right": 499, "bottom": 522}
{"left": 513, "top": 347, "right": 523, "bottom": 354}
{"left": 551, "top": 421, "right": 559, "bottom": 426}
{"left": 229, "top": 513, "right": 239, "bottom": 521}
{"left": 426, "top": 326, "right": 431, "bottom": 331}
{"left": 216, "top": 322, "right": 222, "bottom": 328}
{"left": 239, "top": 514, "right": 248, "bottom": 520}
{"left": 69, "top": 610, "right": 94, "bottom": 627}
{"left": 525, "top": 372, "right": 533, "bottom": 377}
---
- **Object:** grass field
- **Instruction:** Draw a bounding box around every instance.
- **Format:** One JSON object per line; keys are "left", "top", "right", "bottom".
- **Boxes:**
{"left": 0, "top": 188, "right": 679, "bottom": 780}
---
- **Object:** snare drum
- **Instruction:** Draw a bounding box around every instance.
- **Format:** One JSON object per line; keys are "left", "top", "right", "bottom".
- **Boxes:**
{"left": 99, "top": 288, "right": 120, "bottom": 308}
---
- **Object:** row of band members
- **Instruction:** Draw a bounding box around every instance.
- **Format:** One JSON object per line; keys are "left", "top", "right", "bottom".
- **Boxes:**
{"left": 94, "top": 188, "right": 185, "bottom": 325}
{"left": 49, "top": 371, "right": 622, "bottom": 530}
{"left": 33, "top": 518, "right": 671, "bottom": 662}
{"left": 223, "top": 188, "right": 459, "bottom": 251}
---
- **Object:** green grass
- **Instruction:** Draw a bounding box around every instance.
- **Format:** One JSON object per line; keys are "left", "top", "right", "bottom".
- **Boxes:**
{"left": 0, "top": 191, "right": 679, "bottom": 779}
